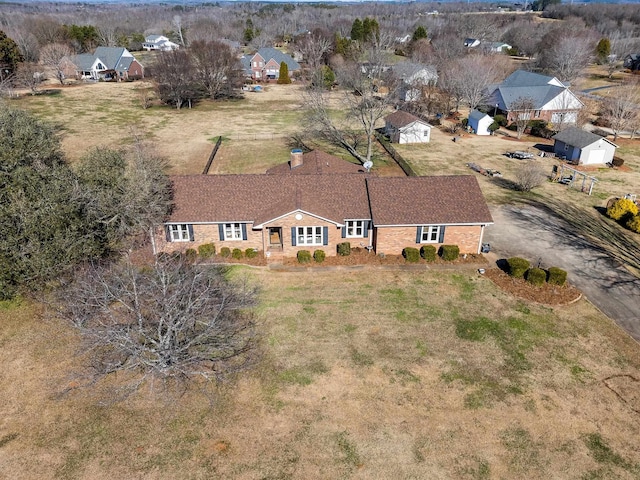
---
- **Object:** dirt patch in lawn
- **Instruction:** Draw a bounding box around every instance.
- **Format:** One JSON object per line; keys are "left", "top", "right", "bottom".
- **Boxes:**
{"left": 484, "top": 267, "right": 582, "bottom": 305}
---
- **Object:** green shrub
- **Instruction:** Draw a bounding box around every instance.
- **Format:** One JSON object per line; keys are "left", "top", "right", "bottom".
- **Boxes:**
{"left": 494, "top": 114, "right": 507, "bottom": 126}
{"left": 607, "top": 198, "right": 638, "bottom": 222}
{"left": 198, "top": 243, "right": 216, "bottom": 258}
{"left": 337, "top": 242, "right": 351, "bottom": 256}
{"left": 184, "top": 248, "right": 197, "bottom": 263}
{"left": 313, "top": 250, "right": 326, "bottom": 263}
{"left": 420, "top": 245, "right": 437, "bottom": 262}
{"left": 403, "top": 247, "right": 420, "bottom": 263}
{"left": 526, "top": 267, "right": 546, "bottom": 286}
{"left": 612, "top": 157, "right": 624, "bottom": 167}
{"left": 507, "top": 257, "right": 530, "bottom": 278}
{"left": 297, "top": 250, "right": 312, "bottom": 263}
{"left": 232, "top": 248, "right": 243, "bottom": 259}
{"left": 547, "top": 267, "right": 567, "bottom": 286}
{"left": 219, "top": 247, "right": 231, "bottom": 258}
{"left": 439, "top": 245, "right": 460, "bottom": 261}
{"left": 627, "top": 215, "right": 640, "bottom": 233}
{"left": 245, "top": 248, "right": 258, "bottom": 258}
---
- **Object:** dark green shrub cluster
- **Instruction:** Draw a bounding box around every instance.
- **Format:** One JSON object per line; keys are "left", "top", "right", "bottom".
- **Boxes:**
{"left": 420, "top": 245, "right": 437, "bottom": 262}
{"left": 197, "top": 243, "right": 216, "bottom": 258}
{"left": 337, "top": 242, "right": 351, "bottom": 256}
{"left": 184, "top": 248, "right": 197, "bottom": 263}
{"left": 494, "top": 114, "right": 507, "bottom": 126}
{"left": 313, "top": 250, "right": 326, "bottom": 263}
{"left": 297, "top": 250, "right": 312, "bottom": 263}
{"left": 232, "top": 248, "right": 243, "bottom": 259}
{"left": 547, "top": 267, "right": 567, "bottom": 286}
{"left": 612, "top": 157, "right": 624, "bottom": 167}
{"left": 439, "top": 245, "right": 460, "bottom": 261}
{"left": 526, "top": 267, "right": 546, "bottom": 286}
{"left": 219, "top": 247, "right": 231, "bottom": 258}
{"left": 507, "top": 257, "right": 530, "bottom": 278}
{"left": 403, "top": 247, "right": 420, "bottom": 263}
{"left": 245, "top": 248, "right": 258, "bottom": 259}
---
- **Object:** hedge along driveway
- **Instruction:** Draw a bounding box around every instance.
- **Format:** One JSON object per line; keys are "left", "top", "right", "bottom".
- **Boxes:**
{"left": 485, "top": 203, "right": 640, "bottom": 341}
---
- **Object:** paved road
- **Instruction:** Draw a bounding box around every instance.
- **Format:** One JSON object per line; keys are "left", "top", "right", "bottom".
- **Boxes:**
{"left": 485, "top": 205, "right": 640, "bottom": 340}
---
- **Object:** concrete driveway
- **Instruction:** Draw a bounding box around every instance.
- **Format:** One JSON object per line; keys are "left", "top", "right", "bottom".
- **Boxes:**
{"left": 484, "top": 205, "right": 640, "bottom": 340}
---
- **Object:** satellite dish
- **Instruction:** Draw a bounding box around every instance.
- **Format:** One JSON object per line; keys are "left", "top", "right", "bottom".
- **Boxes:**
{"left": 363, "top": 161, "right": 373, "bottom": 172}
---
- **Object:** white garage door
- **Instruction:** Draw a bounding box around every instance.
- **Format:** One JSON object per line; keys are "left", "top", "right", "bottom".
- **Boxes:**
{"left": 583, "top": 149, "right": 606, "bottom": 165}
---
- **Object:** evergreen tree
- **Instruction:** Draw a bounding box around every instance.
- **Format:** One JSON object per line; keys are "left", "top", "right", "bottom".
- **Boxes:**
{"left": 350, "top": 18, "right": 363, "bottom": 42}
{"left": 596, "top": 38, "right": 611, "bottom": 64}
{"left": 0, "top": 30, "right": 23, "bottom": 75}
{"left": 362, "top": 17, "right": 379, "bottom": 44}
{"left": 412, "top": 26, "right": 428, "bottom": 42}
{"left": 277, "top": 61, "right": 291, "bottom": 84}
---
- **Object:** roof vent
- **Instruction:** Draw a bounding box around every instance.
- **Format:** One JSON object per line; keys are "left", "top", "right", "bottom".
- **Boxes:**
{"left": 290, "top": 149, "right": 303, "bottom": 169}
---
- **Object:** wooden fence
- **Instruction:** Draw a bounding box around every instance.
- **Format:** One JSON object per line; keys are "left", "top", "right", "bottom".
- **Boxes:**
{"left": 202, "top": 136, "right": 222, "bottom": 175}
{"left": 374, "top": 132, "right": 418, "bottom": 177}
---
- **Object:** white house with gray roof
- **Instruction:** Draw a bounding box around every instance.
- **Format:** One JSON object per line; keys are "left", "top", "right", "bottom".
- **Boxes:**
{"left": 552, "top": 128, "right": 618, "bottom": 165}
{"left": 487, "top": 70, "right": 583, "bottom": 128}
{"left": 393, "top": 62, "right": 438, "bottom": 102}
{"left": 143, "top": 35, "right": 179, "bottom": 51}
{"left": 67, "top": 47, "right": 144, "bottom": 81}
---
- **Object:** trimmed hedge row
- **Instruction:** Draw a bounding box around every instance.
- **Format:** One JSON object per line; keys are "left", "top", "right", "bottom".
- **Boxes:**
{"left": 403, "top": 244, "right": 460, "bottom": 262}
{"left": 506, "top": 257, "right": 567, "bottom": 286}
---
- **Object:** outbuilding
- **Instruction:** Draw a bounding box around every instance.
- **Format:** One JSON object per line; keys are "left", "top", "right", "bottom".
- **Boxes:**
{"left": 468, "top": 110, "right": 493, "bottom": 136}
{"left": 552, "top": 128, "right": 618, "bottom": 166}
{"left": 384, "top": 110, "right": 432, "bottom": 144}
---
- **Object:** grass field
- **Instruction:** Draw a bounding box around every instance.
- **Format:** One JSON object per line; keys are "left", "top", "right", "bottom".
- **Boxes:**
{"left": 2, "top": 268, "right": 640, "bottom": 479}
{"left": 3, "top": 71, "right": 640, "bottom": 479}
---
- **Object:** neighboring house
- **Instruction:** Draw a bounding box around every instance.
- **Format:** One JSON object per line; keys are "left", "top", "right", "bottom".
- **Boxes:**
{"left": 464, "top": 38, "right": 481, "bottom": 48}
{"left": 552, "top": 128, "right": 618, "bottom": 165}
{"left": 483, "top": 42, "right": 512, "bottom": 53}
{"left": 395, "top": 34, "right": 412, "bottom": 44}
{"left": 385, "top": 110, "right": 432, "bottom": 144}
{"left": 266, "top": 149, "right": 365, "bottom": 175}
{"left": 393, "top": 62, "right": 438, "bottom": 102}
{"left": 240, "top": 47, "right": 300, "bottom": 81}
{"left": 486, "top": 70, "right": 583, "bottom": 127}
{"left": 623, "top": 54, "right": 640, "bottom": 71}
{"left": 142, "top": 35, "right": 180, "bottom": 51}
{"left": 156, "top": 153, "right": 493, "bottom": 260}
{"left": 468, "top": 110, "right": 493, "bottom": 136}
{"left": 68, "top": 47, "right": 144, "bottom": 81}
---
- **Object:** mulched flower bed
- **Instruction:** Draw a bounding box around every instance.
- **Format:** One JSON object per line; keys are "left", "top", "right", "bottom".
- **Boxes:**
{"left": 484, "top": 268, "right": 582, "bottom": 306}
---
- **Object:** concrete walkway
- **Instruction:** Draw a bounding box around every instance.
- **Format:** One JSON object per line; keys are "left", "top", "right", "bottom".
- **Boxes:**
{"left": 485, "top": 205, "right": 640, "bottom": 341}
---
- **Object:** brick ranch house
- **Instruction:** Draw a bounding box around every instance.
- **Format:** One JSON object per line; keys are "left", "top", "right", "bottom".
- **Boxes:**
{"left": 156, "top": 151, "right": 493, "bottom": 261}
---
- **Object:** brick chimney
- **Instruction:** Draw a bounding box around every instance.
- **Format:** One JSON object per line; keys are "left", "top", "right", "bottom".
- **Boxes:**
{"left": 290, "top": 149, "right": 303, "bottom": 169}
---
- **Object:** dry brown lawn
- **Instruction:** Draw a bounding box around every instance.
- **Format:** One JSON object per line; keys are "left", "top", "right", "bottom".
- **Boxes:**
{"left": 2, "top": 269, "right": 640, "bottom": 479}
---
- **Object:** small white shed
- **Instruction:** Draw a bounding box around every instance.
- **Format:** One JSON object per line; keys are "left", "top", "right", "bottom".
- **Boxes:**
{"left": 384, "top": 110, "right": 432, "bottom": 144}
{"left": 468, "top": 110, "right": 493, "bottom": 136}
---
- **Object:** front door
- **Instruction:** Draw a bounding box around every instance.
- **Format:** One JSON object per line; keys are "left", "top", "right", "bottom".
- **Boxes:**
{"left": 269, "top": 227, "right": 282, "bottom": 247}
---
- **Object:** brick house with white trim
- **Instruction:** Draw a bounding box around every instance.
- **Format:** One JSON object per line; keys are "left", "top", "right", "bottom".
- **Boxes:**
{"left": 157, "top": 150, "right": 493, "bottom": 261}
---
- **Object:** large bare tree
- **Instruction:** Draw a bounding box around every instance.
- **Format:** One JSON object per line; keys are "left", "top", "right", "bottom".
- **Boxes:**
{"left": 39, "top": 42, "right": 73, "bottom": 84}
{"left": 304, "top": 46, "right": 398, "bottom": 165}
{"left": 510, "top": 96, "right": 536, "bottom": 139}
{"left": 537, "top": 35, "right": 593, "bottom": 83}
{"left": 601, "top": 80, "right": 640, "bottom": 141}
{"left": 59, "top": 256, "right": 258, "bottom": 398}
{"left": 453, "top": 54, "right": 511, "bottom": 111}
{"left": 190, "top": 40, "right": 244, "bottom": 100}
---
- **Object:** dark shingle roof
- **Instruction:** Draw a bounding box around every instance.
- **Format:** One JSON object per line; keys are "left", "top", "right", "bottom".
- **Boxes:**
{"left": 385, "top": 110, "right": 428, "bottom": 128}
{"left": 552, "top": 127, "right": 618, "bottom": 149}
{"left": 240, "top": 47, "right": 300, "bottom": 74}
{"left": 72, "top": 53, "right": 96, "bottom": 70}
{"left": 366, "top": 176, "right": 493, "bottom": 226}
{"left": 488, "top": 70, "right": 580, "bottom": 111}
{"left": 265, "top": 150, "right": 364, "bottom": 175}
{"left": 93, "top": 47, "right": 127, "bottom": 70}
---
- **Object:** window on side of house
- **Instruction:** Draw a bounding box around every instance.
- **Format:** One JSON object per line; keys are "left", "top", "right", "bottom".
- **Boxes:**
{"left": 168, "top": 224, "right": 191, "bottom": 242}
{"left": 297, "top": 226, "right": 323, "bottom": 246}
{"left": 224, "top": 223, "right": 243, "bottom": 240}
{"left": 420, "top": 225, "right": 441, "bottom": 243}
{"left": 345, "top": 220, "right": 365, "bottom": 238}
